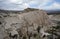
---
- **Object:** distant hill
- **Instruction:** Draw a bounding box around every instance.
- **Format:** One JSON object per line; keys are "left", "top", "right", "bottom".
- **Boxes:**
{"left": 0, "top": 9, "right": 21, "bottom": 13}
{"left": 46, "top": 10, "right": 60, "bottom": 15}
{"left": 0, "top": 8, "right": 43, "bottom": 14}
{"left": 0, "top": 8, "right": 60, "bottom": 15}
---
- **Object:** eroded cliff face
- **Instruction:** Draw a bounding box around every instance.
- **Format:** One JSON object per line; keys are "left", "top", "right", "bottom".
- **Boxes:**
{"left": 0, "top": 8, "right": 53, "bottom": 39}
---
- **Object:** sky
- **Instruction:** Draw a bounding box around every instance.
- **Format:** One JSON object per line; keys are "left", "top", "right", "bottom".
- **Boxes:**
{"left": 0, "top": 0, "right": 60, "bottom": 10}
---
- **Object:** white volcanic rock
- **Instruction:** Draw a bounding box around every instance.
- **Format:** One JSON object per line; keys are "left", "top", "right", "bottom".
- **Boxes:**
{"left": 18, "top": 10, "right": 52, "bottom": 31}
{"left": 0, "top": 8, "right": 53, "bottom": 39}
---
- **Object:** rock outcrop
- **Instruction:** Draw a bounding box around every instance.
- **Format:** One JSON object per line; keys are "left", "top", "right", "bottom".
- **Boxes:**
{"left": 0, "top": 8, "right": 52, "bottom": 39}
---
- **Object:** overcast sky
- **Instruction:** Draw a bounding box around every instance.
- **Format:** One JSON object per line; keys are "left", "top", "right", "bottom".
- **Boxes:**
{"left": 0, "top": 0, "right": 60, "bottom": 10}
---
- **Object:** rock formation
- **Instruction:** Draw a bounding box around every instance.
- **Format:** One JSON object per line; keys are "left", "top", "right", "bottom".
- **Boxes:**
{"left": 0, "top": 8, "right": 53, "bottom": 39}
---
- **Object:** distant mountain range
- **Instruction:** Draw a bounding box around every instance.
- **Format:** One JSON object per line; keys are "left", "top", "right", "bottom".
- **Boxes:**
{"left": 0, "top": 8, "right": 39, "bottom": 13}
{"left": 0, "top": 8, "right": 60, "bottom": 14}
{"left": 45, "top": 10, "right": 60, "bottom": 14}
